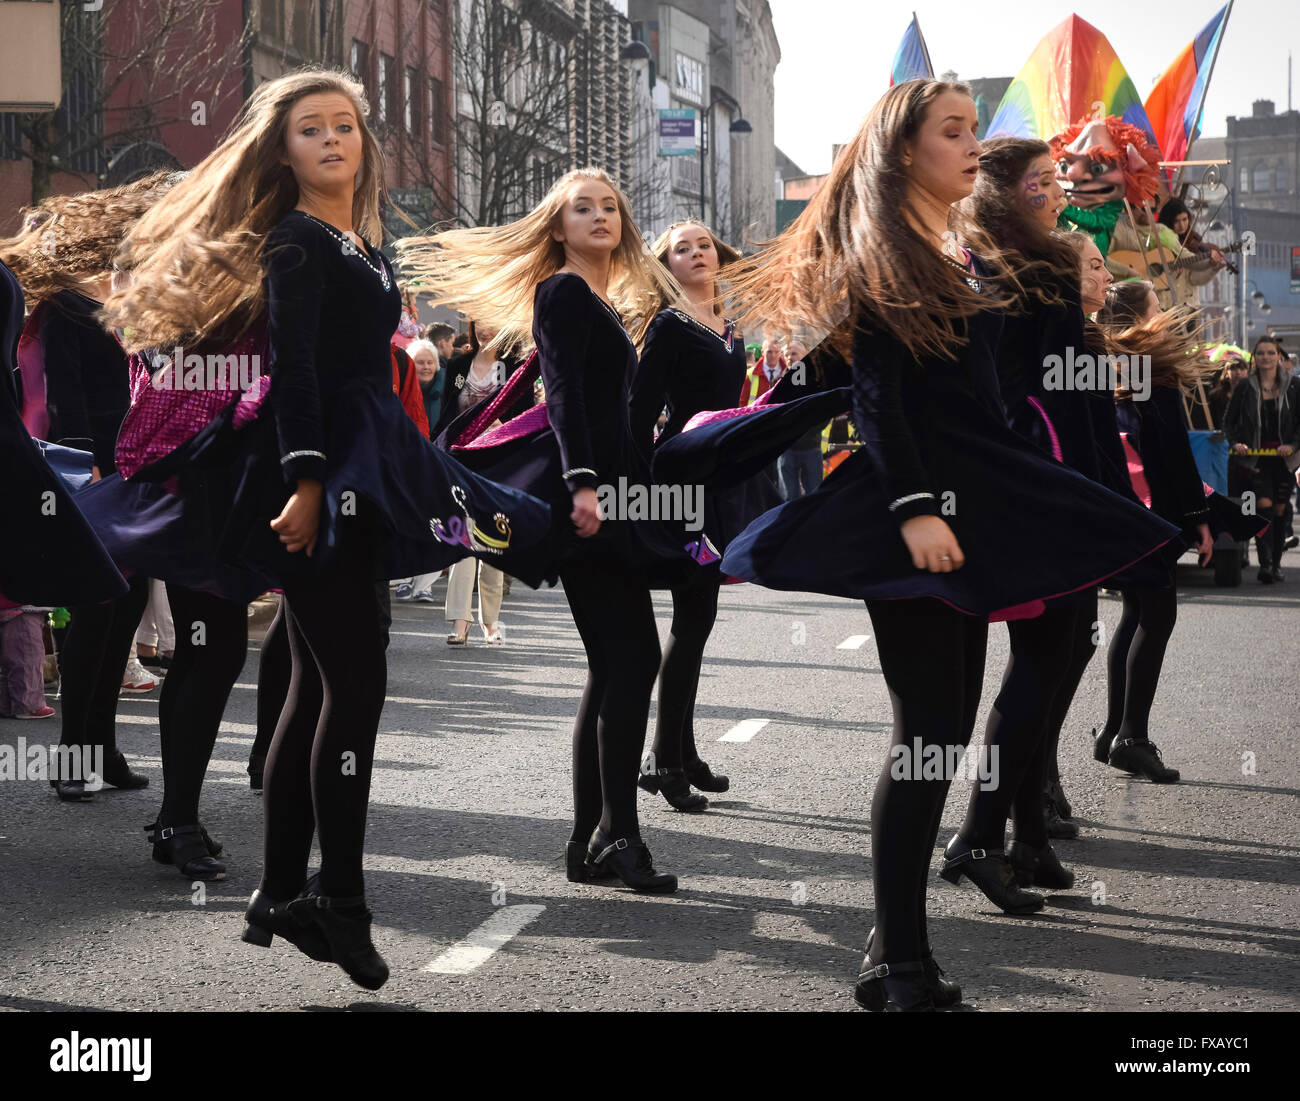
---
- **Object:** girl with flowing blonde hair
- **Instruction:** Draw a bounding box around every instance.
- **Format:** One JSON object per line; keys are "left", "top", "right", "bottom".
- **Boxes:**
{"left": 401, "top": 168, "right": 699, "bottom": 893}
{"left": 711, "top": 79, "right": 1179, "bottom": 1010}
{"left": 94, "top": 68, "right": 548, "bottom": 991}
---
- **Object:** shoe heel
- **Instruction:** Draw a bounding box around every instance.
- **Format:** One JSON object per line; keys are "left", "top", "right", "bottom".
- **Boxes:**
{"left": 637, "top": 772, "right": 660, "bottom": 795}
{"left": 853, "top": 977, "right": 885, "bottom": 1012}
{"left": 241, "top": 922, "right": 273, "bottom": 948}
{"left": 938, "top": 864, "right": 963, "bottom": 886}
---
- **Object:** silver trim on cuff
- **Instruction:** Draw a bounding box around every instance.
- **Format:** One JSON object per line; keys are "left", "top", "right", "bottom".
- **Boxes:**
{"left": 563, "top": 467, "right": 598, "bottom": 479}
{"left": 888, "top": 492, "right": 935, "bottom": 512}
{"left": 280, "top": 450, "right": 327, "bottom": 465}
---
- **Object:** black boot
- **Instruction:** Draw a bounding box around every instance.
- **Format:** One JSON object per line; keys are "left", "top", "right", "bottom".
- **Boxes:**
{"left": 1256, "top": 536, "right": 1274, "bottom": 583}
{"left": 242, "top": 887, "right": 332, "bottom": 961}
{"left": 683, "top": 758, "right": 729, "bottom": 793}
{"left": 1092, "top": 725, "right": 1116, "bottom": 763}
{"left": 101, "top": 750, "right": 149, "bottom": 790}
{"left": 286, "top": 877, "right": 389, "bottom": 990}
{"left": 144, "top": 818, "right": 221, "bottom": 857}
{"left": 939, "top": 837, "right": 1045, "bottom": 914}
{"left": 864, "top": 927, "right": 960, "bottom": 1007}
{"left": 564, "top": 841, "right": 619, "bottom": 883}
{"left": 854, "top": 959, "right": 935, "bottom": 1012}
{"left": 247, "top": 752, "right": 265, "bottom": 792}
{"left": 1108, "top": 738, "right": 1180, "bottom": 783}
{"left": 1008, "top": 839, "right": 1075, "bottom": 889}
{"left": 1271, "top": 523, "right": 1286, "bottom": 582}
{"left": 1044, "top": 796, "right": 1079, "bottom": 840}
{"left": 638, "top": 767, "right": 708, "bottom": 812}
{"left": 151, "top": 824, "right": 227, "bottom": 880}
{"left": 586, "top": 828, "right": 677, "bottom": 894}
{"left": 1045, "top": 779, "right": 1072, "bottom": 820}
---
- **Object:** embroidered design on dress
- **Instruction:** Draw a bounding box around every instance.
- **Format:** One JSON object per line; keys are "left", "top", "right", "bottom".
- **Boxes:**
{"left": 430, "top": 485, "right": 513, "bottom": 554}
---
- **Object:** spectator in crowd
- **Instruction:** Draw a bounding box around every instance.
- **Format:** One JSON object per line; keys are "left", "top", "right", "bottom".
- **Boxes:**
{"left": 775, "top": 338, "right": 825, "bottom": 499}
{"left": 740, "top": 338, "right": 786, "bottom": 405}
{"left": 0, "top": 601, "right": 55, "bottom": 719}
{"left": 424, "top": 321, "right": 455, "bottom": 363}
{"left": 452, "top": 330, "right": 473, "bottom": 357}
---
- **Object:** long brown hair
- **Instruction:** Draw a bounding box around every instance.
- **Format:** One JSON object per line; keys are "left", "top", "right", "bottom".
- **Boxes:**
{"left": 397, "top": 168, "right": 681, "bottom": 353}
{"left": 723, "top": 79, "right": 1013, "bottom": 360}
{"left": 0, "top": 172, "right": 181, "bottom": 304}
{"left": 1099, "top": 282, "right": 1212, "bottom": 394}
{"left": 101, "top": 69, "right": 386, "bottom": 351}
{"left": 650, "top": 220, "right": 740, "bottom": 318}
{"left": 965, "top": 137, "right": 1078, "bottom": 305}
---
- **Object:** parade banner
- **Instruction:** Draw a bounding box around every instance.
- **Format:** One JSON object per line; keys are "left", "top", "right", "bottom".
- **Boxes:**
{"left": 889, "top": 12, "right": 934, "bottom": 86}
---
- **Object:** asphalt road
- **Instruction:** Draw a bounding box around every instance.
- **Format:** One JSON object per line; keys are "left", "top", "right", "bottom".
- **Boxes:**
{"left": 1, "top": 548, "right": 1297, "bottom": 1013}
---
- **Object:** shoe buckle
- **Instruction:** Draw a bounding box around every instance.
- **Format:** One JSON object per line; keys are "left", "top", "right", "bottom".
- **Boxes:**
{"left": 614, "top": 838, "right": 629, "bottom": 851}
{"left": 159, "top": 827, "right": 175, "bottom": 840}
{"left": 872, "top": 963, "right": 890, "bottom": 978}
{"left": 971, "top": 848, "right": 986, "bottom": 860}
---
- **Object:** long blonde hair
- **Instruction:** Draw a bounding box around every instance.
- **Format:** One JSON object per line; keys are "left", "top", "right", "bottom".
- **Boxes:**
{"left": 725, "top": 80, "right": 1012, "bottom": 360}
{"left": 650, "top": 220, "right": 740, "bottom": 318}
{"left": 101, "top": 69, "right": 386, "bottom": 351}
{"left": 0, "top": 172, "right": 182, "bottom": 305}
{"left": 397, "top": 168, "right": 681, "bottom": 351}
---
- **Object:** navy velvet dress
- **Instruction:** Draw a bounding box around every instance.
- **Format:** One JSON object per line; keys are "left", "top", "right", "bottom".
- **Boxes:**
{"left": 0, "top": 261, "right": 126, "bottom": 606}
{"left": 439, "top": 273, "right": 710, "bottom": 587}
{"left": 129, "top": 211, "right": 549, "bottom": 588}
{"left": 630, "top": 307, "right": 779, "bottom": 559}
{"left": 721, "top": 263, "right": 1180, "bottom": 618}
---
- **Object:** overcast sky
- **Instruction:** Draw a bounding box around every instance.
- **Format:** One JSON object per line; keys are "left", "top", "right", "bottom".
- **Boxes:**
{"left": 770, "top": 0, "right": 1299, "bottom": 175}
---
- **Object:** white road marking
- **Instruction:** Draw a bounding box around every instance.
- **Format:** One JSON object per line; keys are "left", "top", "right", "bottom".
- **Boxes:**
{"left": 422, "top": 904, "right": 546, "bottom": 974}
{"left": 837, "top": 635, "right": 870, "bottom": 650}
{"left": 115, "top": 713, "right": 255, "bottom": 735}
{"left": 720, "top": 719, "right": 769, "bottom": 743}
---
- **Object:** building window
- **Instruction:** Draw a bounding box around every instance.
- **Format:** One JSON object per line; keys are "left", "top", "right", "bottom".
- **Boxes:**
{"left": 1276, "top": 164, "right": 1289, "bottom": 192}
{"left": 290, "top": 0, "right": 312, "bottom": 53}
{"left": 378, "top": 53, "right": 393, "bottom": 125}
{"left": 1239, "top": 167, "right": 1250, "bottom": 193}
{"left": 405, "top": 67, "right": 419, "bottom": 134}
{"left": 1253, "top": 165, "right": 1272, "bottom": 192}
{"left": 674, "top": 52, "right": 704, "bottom": 105}
{"left": 350, "top": 39, "right": 369, "bottom": 84}
{"left": 261, "top": 0, "right": 281, "bottom": 38}
{"left": 1, "top": 114, "right": 22, "bottom": 161}
{"left": 430, "top": 77, "right": 448, "bottom": 146}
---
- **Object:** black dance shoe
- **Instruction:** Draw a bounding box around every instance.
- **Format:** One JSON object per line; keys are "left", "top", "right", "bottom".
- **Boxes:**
{"left": 1044, "top": 779, "right": 1072, "bottom": 820}
{"left": 1008, "top": 840, "right": 1075, "bottom": 890}
{"left": 564, "top": 841, "right": 619, "bottom": 883}
{"left": 247, "top": 752, "right": 264, "bottom": 792}
{"left": 865, "top": 927, "right": 960, "bottom": 1008}
{"left": 586, "top": 828, "right": 677, "bottom": 894}
{"left": 50, "top": 778, "right": 95, "bottom": 802}
{"left": 1108, "top": 738, "right": 1180, "bottom": 783}
{"left": 1092, "top": 726, "right": 1116, "bottom": 764}
{"left": 854, "top": 958, "right": 935, "bottom": 1012}
{"left": 286, "top": 878, "right": 389, "bottom": 990}
{"left": 151, "top": 823, "right": 227, "bottom": 880}
{"left": 638, "top": 767, "right": 708, "bottom": 812}
{"left": 939, "top": 837, "right": 1045, "bottom": 915}
{"left": 1044, "top": 798, "right": 1080, "bottom": 840}
{"left": 101, "top": 750, "right": 149, "bottom": 790}
{"left": 1271, "top": 565, "right": 1285, "bottom": 583}
{"left": 144, "top": 818, "right": 222, "bottom": 857}
{"left": 241, "top": 887, "right": 332, "bottom": 962}
{"left": 683, "top": 759, "right": 729, "bottom": 793}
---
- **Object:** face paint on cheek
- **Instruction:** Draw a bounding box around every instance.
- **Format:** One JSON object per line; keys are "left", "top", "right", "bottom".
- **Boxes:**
{"left": 1024, "top": 173, "right": 1048, "bottom": 209}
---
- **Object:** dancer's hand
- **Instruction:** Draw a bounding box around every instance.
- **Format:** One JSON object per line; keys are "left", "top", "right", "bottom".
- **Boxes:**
{"left": 900, "top": 515, "right": 964, "bottom": 572}
{"left": 571, "top": 487, "right": 602, "bottom": 538}
{"left": 271, "top": 479, "right": 322, "bottom": 556}
{"left": 1279, "top": 444, "right": 1294, "bottom": 458}
{"left": 91, "top": 464, "right": 102, "bottom": 483}
{"left": 1231, "top": 443, "right": 1249, "bottom": 455}
{"left": 1194, "top": 522, "right": 1213, "bottom": 567}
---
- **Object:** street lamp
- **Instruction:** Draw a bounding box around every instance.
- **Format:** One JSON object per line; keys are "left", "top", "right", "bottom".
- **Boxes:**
{"left": 701, "top": 91, "right": 751, "bottom": 228}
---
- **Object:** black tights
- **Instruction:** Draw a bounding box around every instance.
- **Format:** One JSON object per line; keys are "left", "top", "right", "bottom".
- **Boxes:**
{"left": 156, "top": 586, "right": 248, "bottom": 829}
{"left": 1100, "top": 583, "right": 1178, "bottom": 745}
{"left": 1007, "top": 595, "right": 1099, "bottom": 846}
{"left": 865, "top": 598, "right": 988, "bottom": 965}
{"left": 959, "top": 604, "right": 1080, "bottom": 852}
{"left": 260, "top": 529, "right": 387, "bottom": 900}
{"left": 648, "top": 576, "right": 720, "bottom": 772}
{"left": 58, "top": 575, "right": 150, "bottom": 756}
{"left": 559, "top": 559, "right": 660, "bottom": 844}
{"left": 251, "top": 579, "right": 390, "bottom": 766}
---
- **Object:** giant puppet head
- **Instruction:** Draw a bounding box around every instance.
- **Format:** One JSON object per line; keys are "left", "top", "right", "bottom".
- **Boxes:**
{"left": 1049, "top": 117, "right": 1161, "bottom": 210}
